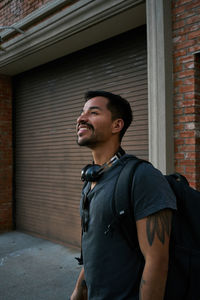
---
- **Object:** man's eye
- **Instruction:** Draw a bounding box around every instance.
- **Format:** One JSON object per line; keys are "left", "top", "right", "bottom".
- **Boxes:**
{"left": 91, "top": 111, "right": 98, "bottom": 115}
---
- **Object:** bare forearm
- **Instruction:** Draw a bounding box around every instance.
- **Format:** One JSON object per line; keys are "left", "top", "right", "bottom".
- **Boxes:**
{"left": 137, "top": 209, "right": 172, "bottom": 300}
{"left": 139, "top": 260, "right": 168, "bottom": 300}
{"left": 70, "top": 268, "right": 87, "bottom": 300}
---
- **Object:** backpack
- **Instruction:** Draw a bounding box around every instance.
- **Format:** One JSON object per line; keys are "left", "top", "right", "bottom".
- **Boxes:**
{"left": 112, "top": 155, "right": 200, "bottom": 300}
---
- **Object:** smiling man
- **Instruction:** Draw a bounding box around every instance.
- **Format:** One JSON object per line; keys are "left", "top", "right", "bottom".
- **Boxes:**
{"left": 71, "top": 91, "right": 176, "bottom": 300}
{"left": 76, "top": 95, "right": 125, "bottom": 164}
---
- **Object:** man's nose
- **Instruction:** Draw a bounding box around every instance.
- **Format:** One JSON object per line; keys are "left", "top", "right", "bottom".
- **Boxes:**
{"left": 77, "top": 112, "right": 88, "bottom": 124}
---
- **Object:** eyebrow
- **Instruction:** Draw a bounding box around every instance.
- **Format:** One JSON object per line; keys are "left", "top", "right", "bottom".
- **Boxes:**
{"left": 88, "top": 106, "right": 102, "bottom": 111}
{"left": 81, "top": 106, "right": 103, "bottom": 113}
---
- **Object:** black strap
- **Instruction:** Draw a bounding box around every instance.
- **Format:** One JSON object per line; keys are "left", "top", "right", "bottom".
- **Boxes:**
{"left": 114, "top": 157, "right": 143, "bottom": 215}
{"left": 75, "top": 229, "right": 83, "bottom": 265}
{"left": 75, "top": 181, "right": 88, "bottom": 265}
{"left": 113, "top": 156, "right": 147, "bottom": 250}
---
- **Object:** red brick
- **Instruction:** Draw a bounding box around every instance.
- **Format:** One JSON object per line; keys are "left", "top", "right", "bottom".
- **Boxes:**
{"left": 185, "top": 1, "right": 200, "bottom": 11}
{"left": 179, "top": 55, "right": 194, "bottom": 63}
{"left": 185, "top": 137, "right": 196, "bottom": 144}
{"left": 185, "top": 173, "right": 196, "bottom": 181}
{"left": 0, "top": 75, "right": 13, "bottom": 232}
{"left": 174, "top": 123, "right": 185, "bottom": 131}
{"left": 174, "top": 138, "right": 185, "bottom": 145}
{"left": 189, "top": 45, "right": 200, "bottom": 54}
{"left": 172, "top": 5, "right": 187, "bottom": 16}
{"left": 183, "top": 94, "right": 195, "bottom": 101}
{"left": 173, "top": 35, "right": 186, "bottom": 44}
{"left": 174, "top": 94, "right": 184, "bottom": 103}
{"left": 185, "top": 61, "right": 195, "bottom": 69}
{"left": 180, "top": 131, "right": 195, "bottom": 137}
{"left": 183, "top": 77, "right": 195, "bottom": 85}
{"left": 179, "top": 159, "right": 195, "bottom": 166}
{"left": 183, "top": 24, "right": 200, "bottom": 35}
{"left": 175, "top": 153, "right": 185, "bottom": 159}
{"left": 185, "top": 166, "right": 196, "bottom": 173}
{"left": 174, "top": 107, "right": 184, "bottom": 115}
{"left": 178, "top": 145, "right": 196, "bottom": 152}
{"left": 174, "top": 49, "right": 187, "bottom": 58}
{"left": 173, "top": 64, "right": 183, "bottom": 72}
{"left": 184, "top": 106, "right": 196, "bottom": 113}
{"left": 175, "top": 166, "right": 185, "bottom": 174}
{"left": 186, "top": 14, "right": 200, "bottom": 24}
{"left": 188, "top": 29, "right": 200, "bottom": 40}
{"left": 178, "top": 69, "right": 194, "bottom": 78}
{"left": 174, "top": 79, "right": 184, "bottom": 87}
{"left": 173, "top": 19, "right": 186, "bottom": 30}
{"left": 174, "top": 40, "right": 195, "bottom": 50}
{"left": 185, "top": 152, "right": 196, "bottom": 159}
{"left": 173, "top": 10, "right": 196, "bottom": 22}
{"left": 179, "top": 84, "right": 194, "bottom": 93}
{"left": 173, "top": 0, "right": 192, "bottom": 7}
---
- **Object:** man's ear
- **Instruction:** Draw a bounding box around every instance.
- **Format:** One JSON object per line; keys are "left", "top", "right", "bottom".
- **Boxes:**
{"left": 112, "top": 119, "right": 124, "bottom": 134}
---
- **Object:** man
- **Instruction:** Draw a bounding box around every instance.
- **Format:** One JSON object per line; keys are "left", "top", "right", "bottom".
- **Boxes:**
{"left": 71, "top": 91, "right": 176, "bottom": 300}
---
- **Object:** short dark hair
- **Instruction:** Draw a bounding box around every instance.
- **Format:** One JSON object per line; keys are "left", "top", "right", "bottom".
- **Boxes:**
{"left": 84, "top": 90, "right": 133, "bottom": 140}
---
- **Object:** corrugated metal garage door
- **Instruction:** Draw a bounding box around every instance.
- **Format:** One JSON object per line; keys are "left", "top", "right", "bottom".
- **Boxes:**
{"left": 13, "top": 25, "right": 148, "bottom": 247}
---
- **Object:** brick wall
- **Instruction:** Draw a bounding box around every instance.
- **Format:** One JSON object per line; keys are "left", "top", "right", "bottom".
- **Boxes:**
{"left": 0, "top": 75, "right": 13, "bottom": 232}
{"left": 0, "top": 0, "right": 52, "bottom": 26}
{"left": 172, "top": 0, "right": 200, "bottom": 190}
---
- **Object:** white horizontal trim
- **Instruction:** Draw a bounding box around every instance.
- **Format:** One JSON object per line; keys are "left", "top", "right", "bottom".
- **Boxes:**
{"left": 0, "top": 0, "right": 145, "bottom": 74}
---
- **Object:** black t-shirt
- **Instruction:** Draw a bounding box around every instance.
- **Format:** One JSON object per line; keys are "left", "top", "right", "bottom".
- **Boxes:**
{"left": 80, "top": 155, "right": 176, "bottom": 300}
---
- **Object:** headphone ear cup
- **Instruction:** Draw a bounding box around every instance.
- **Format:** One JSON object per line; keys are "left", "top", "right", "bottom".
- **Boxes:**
{"left": 81, "top": 164, "right": 102, "bottom": 182}
{"left": 81, "top": 164, "right": 93, "bottom": 181}
{"left": 81, "top": 148, "right": 125, "bottom": 182}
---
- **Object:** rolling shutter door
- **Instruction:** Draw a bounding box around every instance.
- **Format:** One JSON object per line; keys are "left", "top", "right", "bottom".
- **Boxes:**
{"left": 13, "top": 25, "right": 148, "bottom": 247}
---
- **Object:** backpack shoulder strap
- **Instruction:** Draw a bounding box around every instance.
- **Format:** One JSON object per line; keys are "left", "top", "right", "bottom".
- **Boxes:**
{"left": 112, "top": 156, "right": 146, "bottom": 250}
{"left": 114, "top": 156, "right": 143, "bottom": 216}
{"left": 75, "top": 180, "right": 89, "bottom": 265}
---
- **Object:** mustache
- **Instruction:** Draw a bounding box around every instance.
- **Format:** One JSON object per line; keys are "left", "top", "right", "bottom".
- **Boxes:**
{"left": 78, "top": 121, "right": 94, "bottom": 131}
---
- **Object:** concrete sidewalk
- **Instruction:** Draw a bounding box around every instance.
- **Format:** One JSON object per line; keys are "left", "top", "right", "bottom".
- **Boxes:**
{"left": 0, "top": 231, "right": 82, "bottom": 300}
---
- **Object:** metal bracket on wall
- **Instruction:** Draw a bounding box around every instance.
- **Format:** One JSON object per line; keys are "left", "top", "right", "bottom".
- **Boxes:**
{"left": 0, "top": 26, "right": 25, "bottom": 51}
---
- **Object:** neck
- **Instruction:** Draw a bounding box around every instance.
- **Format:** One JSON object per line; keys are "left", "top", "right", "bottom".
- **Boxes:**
{"left": 91, "top": 142, "right": 121, "bottom": 165}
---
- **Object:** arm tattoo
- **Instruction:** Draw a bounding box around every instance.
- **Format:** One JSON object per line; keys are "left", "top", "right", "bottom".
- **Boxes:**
{"left": 146, "top": 210, "right": 171, "bottom": 246}
{"left": 139, "top": 277, "right": 146, "bottom": 300}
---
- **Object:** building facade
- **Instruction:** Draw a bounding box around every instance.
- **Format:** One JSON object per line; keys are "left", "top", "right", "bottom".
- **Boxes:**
{"left": 0, "top": 0, "right": 199, "bottom": 247}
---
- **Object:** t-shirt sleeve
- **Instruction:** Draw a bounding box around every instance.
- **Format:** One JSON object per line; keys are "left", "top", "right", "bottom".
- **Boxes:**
{"left": 132, "top": 162, "right": 177, "bottom": 221}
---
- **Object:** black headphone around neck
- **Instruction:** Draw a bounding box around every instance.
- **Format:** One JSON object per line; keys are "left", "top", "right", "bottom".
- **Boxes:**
{"left": 81, "top": 148, "right": 125, "bottom": 182}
